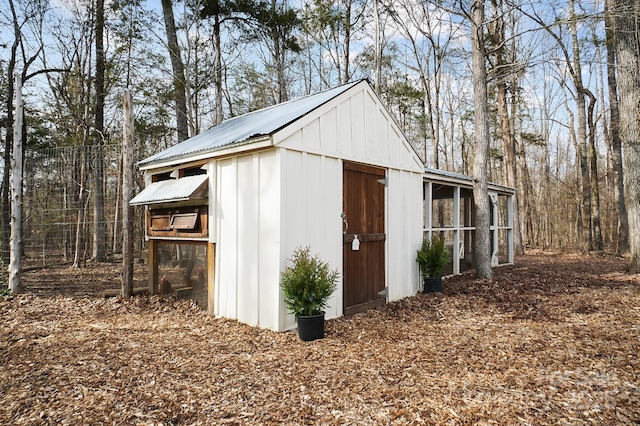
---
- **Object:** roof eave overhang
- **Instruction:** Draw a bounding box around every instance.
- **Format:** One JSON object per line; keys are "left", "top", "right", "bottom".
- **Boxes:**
{"left": 425, "top": 174, "right": 472, "bottom": 187}
{"left": 424, "top": 170, "right": 515, "bottom": 195}
{"left": 135, "top": 197, "right": 209, "bottom": 209}
{"left": 488, "top": 183, "right": 516, "bottom": 195}
{"left": 129, "top": 174, "right": 209, "bottom": 206}
{"left": 138, "top": 136, "right": 273, "bottom": 171}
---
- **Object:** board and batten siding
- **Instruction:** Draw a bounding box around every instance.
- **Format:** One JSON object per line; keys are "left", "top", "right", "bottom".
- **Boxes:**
{"left": 274, "top": 82, "right": 423, "bottom": 174}
{"left": 214, "top": 148, "right": 343, "bottom": 332}
{"left": 386, "top": 168, "right": 423, "bottom": 300}
{"left": 214, "top": 149, "right": 282, "bottom": 330}
{"left": 279, "top": 149, "right": 343, "bottom": 331}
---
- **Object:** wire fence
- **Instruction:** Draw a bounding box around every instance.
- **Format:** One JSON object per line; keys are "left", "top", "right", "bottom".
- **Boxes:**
{"left": 21, "top": 144, "right": 146, "bottom": 268}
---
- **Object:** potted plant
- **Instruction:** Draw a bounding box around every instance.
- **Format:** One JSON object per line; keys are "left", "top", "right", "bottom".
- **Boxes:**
{"left": 280, "top": 246, "right": 339, "bottom": 341}
{"left": 416, "top": 236, "right": 451, "bottom": 293}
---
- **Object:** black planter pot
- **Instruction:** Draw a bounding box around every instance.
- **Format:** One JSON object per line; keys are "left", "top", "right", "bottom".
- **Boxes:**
{"left": 297, "top": 312, "right": 325, "bottom": 341}
{"left": 424, "top": 277, "right": 443, "bottom": 293}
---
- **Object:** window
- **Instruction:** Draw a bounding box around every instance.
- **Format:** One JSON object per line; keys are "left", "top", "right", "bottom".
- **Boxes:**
{"left": 170, "top": 212, "right": 199, "bottom": 230}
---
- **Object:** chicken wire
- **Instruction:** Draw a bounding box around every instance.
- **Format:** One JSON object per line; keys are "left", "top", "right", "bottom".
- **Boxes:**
{"left": 21, "top": 144, "right": 144, "bottom": 267}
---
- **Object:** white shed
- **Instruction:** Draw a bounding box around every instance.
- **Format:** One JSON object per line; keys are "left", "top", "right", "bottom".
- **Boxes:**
{"left": 132, "top": 80, "right": 426, "bottom": 331}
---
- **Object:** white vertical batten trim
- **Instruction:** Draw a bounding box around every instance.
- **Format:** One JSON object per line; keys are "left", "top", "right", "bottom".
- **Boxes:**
{"left": 208, "top": 160, "right": 216, "bottom": 243}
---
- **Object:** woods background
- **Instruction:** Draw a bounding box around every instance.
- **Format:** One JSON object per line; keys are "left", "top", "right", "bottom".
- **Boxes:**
{"left": 1, "top": 0, "right": 639, "bottom": 275}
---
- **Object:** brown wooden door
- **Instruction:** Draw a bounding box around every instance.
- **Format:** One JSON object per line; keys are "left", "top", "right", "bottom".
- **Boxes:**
{"left": 343, "top": 161, "right": 386, "bottom": 316}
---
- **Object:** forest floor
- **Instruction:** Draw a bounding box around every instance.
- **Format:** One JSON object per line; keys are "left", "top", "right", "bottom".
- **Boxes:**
{"left": 1, "top": 252, "right": 639, "bottom": 425}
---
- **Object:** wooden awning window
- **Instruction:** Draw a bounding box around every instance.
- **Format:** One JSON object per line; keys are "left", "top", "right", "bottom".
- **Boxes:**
{"left": 147, "top": 206, "right": 208, "bottom": 238}
{"left": 170, "top": 213, "right": 199, "bottom": 230}
{"left": 150, "top": 214, "right": 172, "bottom": 231}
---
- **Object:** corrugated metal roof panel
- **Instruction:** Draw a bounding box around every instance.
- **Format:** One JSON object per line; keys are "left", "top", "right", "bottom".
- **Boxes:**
{"left": 129, "top": 174, "right": 208, "bottom": 206}
{"left": 138, "top": 80, "right": 363, "bottom": 167}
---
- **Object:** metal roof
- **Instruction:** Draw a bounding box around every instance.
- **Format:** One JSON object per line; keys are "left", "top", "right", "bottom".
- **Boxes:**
{"left": 424, "top": 167, "right": 515, "bottom": 194}
{"left": 424, "top": 167, "right": 472, "bottom": 182}
{"left": 129, "top": 174, "right": 208, "bottom": 206}
{"left": 138, "top": 80, "right": 364, "bottom": 167}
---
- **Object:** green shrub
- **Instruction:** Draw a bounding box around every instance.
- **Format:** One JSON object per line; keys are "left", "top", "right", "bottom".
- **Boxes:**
{"left": 416, "top": 237, "right": 451, "bottom": 278}
{"left": 280, "top": 246, "right": 339, "bottom": 317}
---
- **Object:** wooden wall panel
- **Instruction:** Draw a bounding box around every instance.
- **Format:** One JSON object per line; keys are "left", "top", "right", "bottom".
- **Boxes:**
{"left": 363, "top": 91, "right": 378, "bottom": 161}
{"left": 215, "top": 150, "right": 282, "bottom": 331}
{"left": 350, "top": 89, "right": 366, "bottom": 160}
{"left": 319, "top": 107, "right": 338, "bottom": 153}
{"left": 207, "top": 242, "right": 215, "bottom": 315}
{"left": 275, "top": 83, "right": 423, "bottom": 174}
{"left": 336, "top": 98, "right": 352, "bottom": 156}
{"left": 386, "top": 168, "right": 423, "bottom": 301}
{"left": 216, "top": 158, "right": 238, "bottom": 319}
{"left": 281, "top": 150, "right": 343, "bottom": 327}
{"left": 303, "top": 117, "right": 321, "bottom": 150}
{"left": 258, "top": 150, "right": 281, "bottom": 330}
{"left": 236, "top": 154, "right": 260, "bottom": 326}
{"left": 376, "top": 106, "right": 391, "bottom": 163}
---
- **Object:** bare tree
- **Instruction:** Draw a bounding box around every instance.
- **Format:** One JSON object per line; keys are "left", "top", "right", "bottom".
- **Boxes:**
{"left": 8, "top": 75, "right": 23, "bottom": 293}
{"left": 520, "top": 0, "right": 602, "bottom": 252}
{"left": 40, "top": 0, "right": 97, "bottom": 267}
{"left": 161, "top": 0, "right": 189, "bottom": 141}
{"left": 2, "top": 0, "right": 47, "bottom": 265}
{"left": 611, "top": 0, "right": 640, "bottom": 272}
{"left": 196, "top": 0, "right": 237, "bottom": 126}
{"left": 470, "top": 0, "right": 492, "bottom": 280}
{"left": 93, "top": 0, "right": 106, "bottom": 261}
{"left": 488, "top": 0, "right": 524, "bottom": 255}
{"left": 2, "top": 0, "right": 67, "bottom": 268}
{"left": 388, "top": 0, "right": 459, "bottom": 168}
{"left": 1, "top": 0, "right": 21, "bottom": 267}
{"left": 301, "top": 0, "right": 366, "bottom": 87}
{"left": 604, "top": 0, "right": 629, "bottom": 254}
{"left": 122, "top": 90, "right": 134, "bottom": 297}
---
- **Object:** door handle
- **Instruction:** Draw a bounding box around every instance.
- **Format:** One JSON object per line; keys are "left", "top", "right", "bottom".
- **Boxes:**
{"left": 341, "top": 213, "right": 348, "bottom": 234}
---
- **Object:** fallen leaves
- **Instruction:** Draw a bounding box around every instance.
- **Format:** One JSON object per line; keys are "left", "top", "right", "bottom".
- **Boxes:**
{"left": 0, "top": 252, "right": 638, "bottom": 425}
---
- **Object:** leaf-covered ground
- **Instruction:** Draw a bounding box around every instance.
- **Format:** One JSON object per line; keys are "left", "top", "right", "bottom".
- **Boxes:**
{"left": 1, "top": 252, "right": 639, "bottom": 425}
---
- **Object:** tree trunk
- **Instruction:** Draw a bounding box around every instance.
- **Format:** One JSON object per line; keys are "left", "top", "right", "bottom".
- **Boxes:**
{"left": 565, "top": 107, "right": 583, "bottom": 246}
{"left": 612, "top": 0, "right": 640, "bottom": 272}
{"left": 471, "top": 0, "right": 492, "bottom": 280}
{"left": 112, "top": 156, "right": 121, "bottom": 254}
{"left": 9, "top": 75, "right": 23, "bottom": 293}
{"left": 343, "top": 0, "right": 352, "bottom": 84}
{"left": 161, "top": 0, "right": 189, "bottom": 142}
{"left": 2, "top": 0, "right": 21, "bottom": 266}
{"left": 585, "top": 89, "right": 603, "bottom": 250}
{"left": 73, "top": 145, "right": 88, "bottom": 268}
{"left": 214, "top": 11, "right": 223, "bottom": 125}
{"left": 570, "top": 0, "right": 593, "bottom": 252}
{"left": 518, "top": 143, "right": 533, "bottom": 247}
{"left": 122, "top": 90, "right": 135, "bottom": 297}
{"left": 491, "top": 0, "right": 523, "bottom": 255}
{"left": 373, "top": 0, "right": 381, "bottom": 93}
{"left": 604, "top": 0, "right": 629, "bottom": 254}
{"left": 93, "top": 0, "right": 106, "bottom": 261}
{"left": 271, "top": 0, "right": 287, "bottom": 103}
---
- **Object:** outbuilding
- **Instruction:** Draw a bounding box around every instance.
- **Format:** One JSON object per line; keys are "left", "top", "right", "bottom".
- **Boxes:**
{"left": 131, "top": 79, "right": 513, "bottom": 331}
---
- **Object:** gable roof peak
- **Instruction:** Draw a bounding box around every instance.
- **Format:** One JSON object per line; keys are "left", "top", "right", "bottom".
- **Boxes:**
{"left": 139, "top": 80, "right": 368, "bottom": 168}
